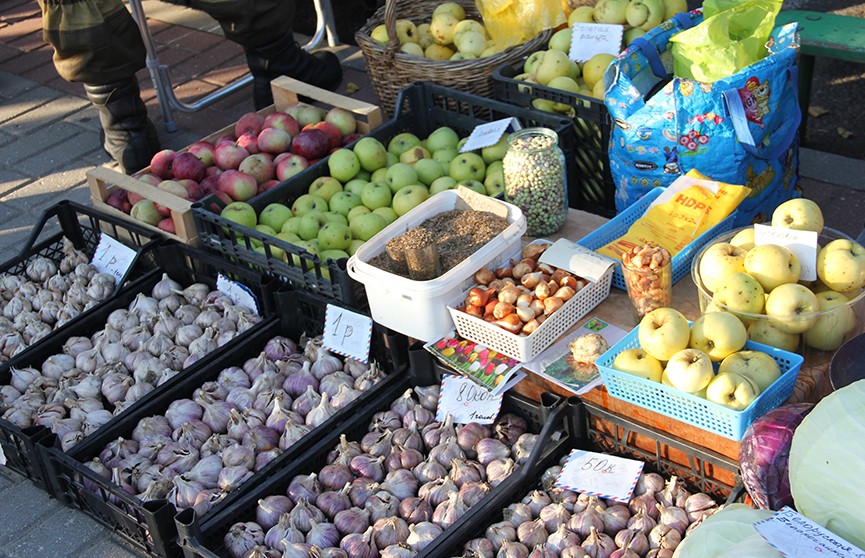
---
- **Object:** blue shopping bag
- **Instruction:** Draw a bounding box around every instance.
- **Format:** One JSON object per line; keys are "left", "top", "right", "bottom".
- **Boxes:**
{"left": 604, "top": 11, "right": 801, "bottom": 226}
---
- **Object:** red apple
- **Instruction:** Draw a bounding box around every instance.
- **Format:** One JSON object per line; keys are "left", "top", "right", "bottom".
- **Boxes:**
{"left": 127, "top": 191, "right": 145, "bottom": 205}
{"left": 340, "top": 132, "right": 363, "bottom": 147}
{"left": 213, "top": 143, "right": 250, "bottom": 170}
{"left": 263, "top": 111, "right": 300, "bottom": 136}
{"left": 213, "top": 190, "right": 234, "bottom": 205}
{"left": 217, "top": 170, "right": 258, "bottom": 201}
{"left": 275, "top": 153, "right": 310, "bottom": 181}
{"left": 158, "top": 217, "right": 177, "bottom": 234}
{"left": 325, "top": 107, "right": 357, "bottom": 136}
{"left": 238, "top": 153, "right": 275, "bottom": 184}
{"left": 149, "top": 149, "right": 177, "bottom": 179}
{"left": 171, "top": 152, "right": 207, "bottom": 182}
{"left": 105, "top": 189, "right": 131, "bottom": 213}
{"left": 200, "top": 175, "right": 219, "bottom": 196}
{"left": 215, "top": 134, "right": 237, "bottom": 147}
{"left": 257, "top": 127, "right": 293, "bottom": 154}
{"left": 155, "top": 179, "right": 189, "bottom": 216}
{"left": 290, "top": 129, "right": 330, "bottom": 160}
{"left": 258, "top": 179, "right": 280, "bottom": 194}
{"left": 236, "top": 132, "right": 260, "bottom": 155}
{"left": 205, "top": 166, "right": 221, "bottom": 177}
{"left": 137, "top": 173, "right": 162, "bottom": 186}
{"left": 177, "top": 179, "right": 204, "bottom": 201}
{"left": 303, "top": 121, "right": 341, "bottom": 150}
{"left": 187, "top": 141, "right": 215, "bottom": 166}
{"left": 235, "top": 112, "right": 265, "bottom": 137}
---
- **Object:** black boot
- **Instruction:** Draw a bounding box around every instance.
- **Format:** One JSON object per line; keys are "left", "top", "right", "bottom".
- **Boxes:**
{"left": 83, "top": 77, "right": 160, "bottom": 174}
{"left": 245, "top": 35, "right": 343, "bottom": 110}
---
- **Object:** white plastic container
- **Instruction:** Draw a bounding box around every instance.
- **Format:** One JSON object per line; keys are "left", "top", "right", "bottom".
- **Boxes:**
{"left": 347, "top": 187, "right": 526, "bottom": 341}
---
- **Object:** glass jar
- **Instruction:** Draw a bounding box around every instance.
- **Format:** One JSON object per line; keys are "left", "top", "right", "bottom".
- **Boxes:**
{"left": 502, "top": 127, "right": 568, "bottom": 237}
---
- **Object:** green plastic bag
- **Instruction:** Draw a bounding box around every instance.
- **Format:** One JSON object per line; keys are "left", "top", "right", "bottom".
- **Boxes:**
{"left": 669, "top": 0, "right": 782, "bottom": 82}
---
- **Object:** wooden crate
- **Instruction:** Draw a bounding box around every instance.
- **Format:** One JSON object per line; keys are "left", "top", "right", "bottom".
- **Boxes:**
{"left": 87, "top": 77, "right": 384, "bottom": 245}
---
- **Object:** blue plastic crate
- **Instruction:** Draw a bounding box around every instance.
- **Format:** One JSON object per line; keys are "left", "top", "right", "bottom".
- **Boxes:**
{"left": 576, "top": 187, "right": 737, "bottom": 290}
{"left": 595, "top": 326, "right": 804, "bottom": 441}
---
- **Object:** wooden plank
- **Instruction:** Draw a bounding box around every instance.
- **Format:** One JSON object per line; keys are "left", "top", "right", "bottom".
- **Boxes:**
{"left": 777, "top": 10, "right": 865, "bottom": 63}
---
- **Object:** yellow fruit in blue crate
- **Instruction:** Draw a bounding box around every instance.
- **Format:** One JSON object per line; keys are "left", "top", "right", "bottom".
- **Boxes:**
{"left": 612, "top": 348, "right": 663, "bottom": 382}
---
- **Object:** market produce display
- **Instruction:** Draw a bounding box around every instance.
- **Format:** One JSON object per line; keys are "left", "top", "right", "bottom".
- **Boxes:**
{"left": 0, "top": 273, "right": 262, "bottom": 450}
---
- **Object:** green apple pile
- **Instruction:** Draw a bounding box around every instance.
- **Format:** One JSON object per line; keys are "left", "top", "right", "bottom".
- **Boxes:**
{"left": 697, "top": 198, "right": 865, "bottom": 353}
{"left": 370, "top": 2, "right": 503, "bottom": 61}
{"left": 614, "top": 306, "right": 782, "bottom": 411}
{"left": 517, "top": 0, "right": 688, "bottom": 112}
{"left": 218, "top": 125, "right": 507, "bottom": 266}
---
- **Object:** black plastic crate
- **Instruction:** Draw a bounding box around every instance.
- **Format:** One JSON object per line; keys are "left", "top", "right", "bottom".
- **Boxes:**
{"left": 0, "top": 241, "right": 277, "bottom": 494}
{"left": 191, "top": 82, "right": 576, "bottom": 310}
{"left": 174, "top": 344, "right": 572, "bottom": 558}
{"left": 40, "top": 291, "right": 409, "bottom": 558}
{"left": 493, "top": 63, "right": 616, "bottom": 218}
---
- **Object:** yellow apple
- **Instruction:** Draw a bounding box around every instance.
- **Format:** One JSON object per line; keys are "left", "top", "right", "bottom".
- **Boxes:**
{"left": 747, "top": 319, "right": 800, "bottom": 352}
{"left": 744, "top": 244, "right": 801, "bottom": 292}
{"left": 803, "top": 290, "right": 857, "bottom": 351}
{"left": 730, "top": 227, "right": 756, "bottom": 251}
{"left": 453, "top": 19, "right": 487, "bottom": 40}
{"left": 395, "top": 19, "right": 418, "bottom": 45}
{"left": 771, "top": 198, "right": 824, "bottom": 234}
{"left": 699, "top": 242, "right": 748, "bottom": 293}
{"left": 416, "top": 23, "right": 434, "bottom": 50}
{"left": 764, "top": 283, "right": 820, "bottom": 334}
{"left": 706, "top": 372, "right": 760, "bottom": 410}
{"left": 453, "top": 30, "right": 486, "bottom": 56}
{"left": 370, "top": 24, "right": 390, "bottom": 45}
{"left": 637, "top": 307, "right": 690, "bottom": 361}
{"left": 568, "top": 6, "right": 596, "bottom": 25}
{"left": 817, "top": 238, "right": 865, "bottom": 293}
{"left": 582, "top": 53, "right": 616, "bottom": 91}
{"left": 400, "top": 42, "right": 425, "bottom": 56}
{"left": 433, "top": 2, "right": 466, "bottom": 21}
{"left": 689, "top": 311, "right": 747, "bottom": 362}
{"left": 612, "top": 348, "right": 663, "bottom": 382}
{"left": 663, "top": 348, "right": 715, "bottom": 393}
{"left": 425, "top": 43, "right": 456, "bottom": 60}
{"left": 713, "top": 272, "right": 765, "bottom": 317}
{"left": 430, "top": 12, "right": 460, "bottom": 45}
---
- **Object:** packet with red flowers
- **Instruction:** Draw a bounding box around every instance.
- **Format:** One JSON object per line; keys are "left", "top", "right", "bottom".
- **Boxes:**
{"left": 424, "top": 336, "right": 521, "bottom": 393}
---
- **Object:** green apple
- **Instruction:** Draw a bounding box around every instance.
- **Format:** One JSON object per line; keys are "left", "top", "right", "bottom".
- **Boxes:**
{"left": 353, "top": 137, "right": 389, "bottom": 172}
{"left": 432, "top": 147, "right": 459, "bottom": 167}
{"left": 221, "top": 201, "right": 257, "bottom": 229}
{"left": 344, "top": 178, "right": 369, "bottom": 197}
{"left": 663, "top": 348, "right": 715, "bottom": 394}
{"left": 433, "top": 1, "right": 465, "bottom": 20}
{"left": 348, "top": 239, "right": 365, "bottom": 256}
{"left": 535, "top": 49, "right": 571, "bottom": 86}
{"left": 360, "top": 181, "right": 392, "bottom": 210}
{"left": 730, "top": 227, "right": 756, "bottom": 251}
{"left": 612, "top": 348, "right": 663, "bottom": 382}
{"left": 718, "top": 350, "right": 781, "bottom": 392}
{"left": 548, "top": 28, "right": 572, "bottom": 52}
{"left": 744, "top": 244, "right": 801, "bottom": 292}
{"left": 277, "top": 230, "right": 301, "bottom": 246}
{"left": 386, "top": 163, "right": 419, "bottom": 194}
{"left": 327, "top": 149, "right": 361, "bottom": 183}
{"left": 449, "top": 152, "right": 486, "bottom": 182}
{"left": 688, "top": 311, "right": 747, "bottom": 362}
{"left": 481, "top": 136, "right": 509, "bottom": 164}
{"left": 392, "top": 184, "right": 430, "bottom": 216}
{"left": 699, "top": 242, "right": 748, "bottom": 294}
{"left": 321, "top": 211, "right": 348, "bottom": 226}
{"left": 817, "top": 238, "right": 865, "bottom": 293}
{"left": 416, "top": 23, "right": 434, "bottom": 50}
{"left": 317, "top": 222, "right": 353, "bottom": 251}
{"left": 329, "top": 191, "right": 363, "bottom": 216}
{"left": 706, "top": 372, "right": 759, "bottom": 410}
{"left": 771, "top": 198, "right": 824, "bottom": 234}
{"left": 568, "top": 5, "right": 595, "bottom": 25}
{"left": 370, "top": 167, "right": 389, "bottom": 184}
{"left": 747, "top": 320, "right": 800, "bottom": 352}
{"left": 637, "top": 307, "right": 690, "bottom": 361}
{"left": 291, "top": 194, "right": 328, "bottom": 216}
{"left": 523, "top": 50, "right": 546, "bottom": 75}
{"left": 298, "top": 211, "right": 327, "bottom": 241}
{"left": 258, "top": 203, "right": 293, "bottom": 232}
{"left": 484, "top": 161, "right": 504, "bottom": 196}
{"left": 388, "top": 132, "right": 422, "bottom": 157}
{"left": 253, "top": 224, "right": 277, "bottom": 241}
{"left": 414, "top": 158, "right": 445, "bottom": 186}
{"left": 372, "top": 207, "right": 399, "bottom": 225}
{"left": 430, "top": 12, "right": 460, "bottom": 45}
{"left": 765, "top": 283, "right": 820, "bottom": 334}
{"left": 713, "top": 272, "right": 765, "bottom": 317}
{"left": 400, "top": 146, "right": 431, "bottom": 165}
{"left": 429, "top": 176, "right": 457, "bottom": 195}
{"left": 347, "top": 205, "right": 371, "bottom": 222}
{"left": 457, "top": 179, "right": 486, "bottom": 195}
{"left": 803, "top": 290, "right": 857, "bottom": 351}
{"left": 308, "top": 176, "right": 343, "bottom": 204}
{"left": 387, "top": 152, "right": 399, "bottom": 166}
{"left": 394, "top": 18, "right": 417, "bottom": 45}
{"left": 349, "top": 213, "right": 388, "bottom": 241}
{"left": 453, "top": 30, "right": 486, "bottom": 57}
{"left": 426, "top": 126, "right": 460, "bottom": 153}
{"left": 319, "top": 249, "right": 350, "bottom": 263}
{"left": 281, "top": 216, "right": 302, "bottom": 236}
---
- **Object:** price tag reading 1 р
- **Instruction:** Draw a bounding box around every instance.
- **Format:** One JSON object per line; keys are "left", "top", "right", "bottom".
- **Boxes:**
{"left": 323, "top": 304, "right": 373, "bottom": 363}
{"left": 90, "top": 232, "right": 137, "bottom": 285}
{"left": 554, "top": 449, "right": 644, "bottom": 503}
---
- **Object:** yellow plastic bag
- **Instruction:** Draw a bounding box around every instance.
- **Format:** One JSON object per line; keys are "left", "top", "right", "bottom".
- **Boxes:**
{"left": 596, "top": 170, "right": 751, "bottom": 260}
{"left": 669, "top": 0, "right": 782, "bottom": 82}
{"left": 476, "top": 0, "right": 565, "bottom": 49}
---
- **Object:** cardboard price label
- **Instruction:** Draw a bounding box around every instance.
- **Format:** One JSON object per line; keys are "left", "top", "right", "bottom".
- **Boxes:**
{"left": 322, "top": 304, "right": 373, "bottom": 363}
{"left": 90, "top": 233, "right": 136, "bottom": 285}
{"left": 554, "top": 449, "right": 643, "bottom": 503}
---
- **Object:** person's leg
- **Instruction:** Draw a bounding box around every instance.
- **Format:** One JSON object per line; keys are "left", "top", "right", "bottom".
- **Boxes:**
{"left": 39, "top": 0, "right": 160, "bottom": 174}
{"left": 188, "top": 0, "right": 342, "bottom": 109}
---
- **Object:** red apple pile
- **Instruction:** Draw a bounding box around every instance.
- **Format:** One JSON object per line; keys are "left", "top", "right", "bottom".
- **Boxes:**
{"left": 105, "top": 103, "right": 363, "bottom": 233}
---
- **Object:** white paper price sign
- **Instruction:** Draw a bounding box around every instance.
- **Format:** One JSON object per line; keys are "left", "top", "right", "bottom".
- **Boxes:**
{"left": 754, "top": 224, "right": 819, "bottom": 281}
{"left": 569, "top": 23, "right": 624, "bottom": 62}
{"left": 460, "top": 118, "right": 521, "bottom": 153}
{"left": 754, "top": 507, "right": 865, "bottom": 558}
{"left": 435, "top": 375, "right": 503, "bottom": 424}
{"left": 0, "top": 444, "right": 5, "bottom": 466}
{"left": 554, "top": 449, "right": 644, "bottom": 503}
{"left": 323, "top": 304, "right": 373, "bottom": 363}
{"left": 216, "top": 274, "right": 259, "bottom": 314}
{"left": 90, "top": 233, "right": 137, "bottom": 285}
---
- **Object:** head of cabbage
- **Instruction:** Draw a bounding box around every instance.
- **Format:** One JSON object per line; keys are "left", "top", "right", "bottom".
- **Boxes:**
{"left": 671, "top": 504, "right": 780, "bottom": 557}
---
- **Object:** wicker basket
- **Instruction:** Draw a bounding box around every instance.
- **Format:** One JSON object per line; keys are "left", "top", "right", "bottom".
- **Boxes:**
{"left": 355, "top": 0, "right": 552, "bottom": 116}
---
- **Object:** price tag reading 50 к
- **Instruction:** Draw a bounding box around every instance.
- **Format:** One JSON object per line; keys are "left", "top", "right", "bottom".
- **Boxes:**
{"left": 322, "top": 304, "right": 373, "bottom": 363}
{"left": 554, "top": 449, "right": 644, "bottom": 503}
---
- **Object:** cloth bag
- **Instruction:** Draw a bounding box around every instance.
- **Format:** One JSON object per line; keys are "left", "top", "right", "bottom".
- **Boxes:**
{"left": 604, "top": 10, "right": 801, "bottom": 226}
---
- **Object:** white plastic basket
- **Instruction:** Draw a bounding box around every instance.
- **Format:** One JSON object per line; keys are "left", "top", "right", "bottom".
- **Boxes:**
{"left": 447, "top": 243, "right": 614, "bottom": 362}
{"left": 346, "top": 187, "right": 526, "bottom": 341}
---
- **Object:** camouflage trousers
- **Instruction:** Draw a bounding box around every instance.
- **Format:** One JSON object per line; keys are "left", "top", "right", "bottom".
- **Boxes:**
{"left": 38, "top": 0, "right": 295, "bottom": 84}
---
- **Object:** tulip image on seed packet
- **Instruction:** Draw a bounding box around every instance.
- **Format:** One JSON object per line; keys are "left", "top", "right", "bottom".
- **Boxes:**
{"left": 596, "top": 169, "right": 750, "bottom": 261}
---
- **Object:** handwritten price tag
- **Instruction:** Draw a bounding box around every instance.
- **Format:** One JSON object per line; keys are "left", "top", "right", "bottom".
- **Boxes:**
{"left": 753, "top": 224, "right": 819, "bottom": 282}
{"left": 0, "top": 444, "right": 5, "bottom": 466}
{"left": 435, "top": 375, "right": 503, "bottom": 424}
{"left": 323, "top": 304, "right": 373, "bottom": 363}
{"left": 216, "top": 274, "right": 259, "bottom": 314}
{"left": 460, "top": 118, "right": 521, "bottom": 153}
{"left": 754, "top": 507, "right": 865, "bottom": 558}
{"left": 554, "top": 449, "right": 643, "bottom": 503}
{"left": 569, "top": 23, "right": 624, "bottom": 62}
{"left": 90, "top": 233, "right": 137, "bottom": 285}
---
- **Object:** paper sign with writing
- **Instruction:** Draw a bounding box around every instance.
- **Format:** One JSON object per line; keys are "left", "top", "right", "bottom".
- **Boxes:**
{"left": 216, "top": 274, "right": 259, "bottom": 314}
{"left": 555, "top": 449, "right": 644, "bottom": 503}
{"left": 569, "top": 23, "right": 624, "bottom": 62}
{"left": 435, "top": 374, "right": 503, "bottom": 424}
{"left": 754, "top": 507, "right": 865, "bottom": 558}
{"left": 90, "top": 233, "right": 137, "bottom": 285}
{"left": 460, "top": 118, "right": 521, "bottom": 153}
{"left": 323, "top": 304, "right": 373, "bottom": 363}
{"left": 540, "top": 238, "right": 617, "bottom": 283}
{"left": 753, "top": 224, "right": 819, "bottom": 281}
{"left": 0, "top": 445, "right": 5, "bottom": 466}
